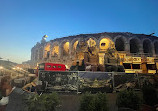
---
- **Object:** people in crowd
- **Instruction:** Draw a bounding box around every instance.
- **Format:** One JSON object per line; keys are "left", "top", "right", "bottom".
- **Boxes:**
{"left": 0, "top": 76, "right": 29, "bottom": 111}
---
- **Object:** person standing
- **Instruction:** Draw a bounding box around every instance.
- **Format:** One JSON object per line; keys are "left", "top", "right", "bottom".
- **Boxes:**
{"left": 0, "top": 76, "right": 29, "bottom": 111}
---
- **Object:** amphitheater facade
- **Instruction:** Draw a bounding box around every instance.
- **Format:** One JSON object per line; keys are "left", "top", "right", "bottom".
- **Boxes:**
{"left": 31, "top": 32, "right": 158, "bottom": 73}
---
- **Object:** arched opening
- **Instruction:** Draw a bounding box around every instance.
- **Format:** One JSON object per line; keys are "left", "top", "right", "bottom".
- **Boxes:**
{"left": 63, "top": 42, "right": 69, "bottom": 56}
{"left": 52, "top": 45, "right": 59, "bottom": 57}
{"left": 73, "top": 41, "right": 79, "bottom": 50}
{"left": 99, "top": 38, "right": 113, "bottom": 51}
{"left": 71, "top": 40, "right": 79, "bottom": 55}
{"left": 87, "top": 38, "right": 96, "bottom": 47}
{"left": 130, "top": 39, "right": 140, "bottom": 53}
{"left": 143, "top": 39, "right": 152, "bottom": 53}
{"left": 115, "top": 37, "right": 125, "bottom": 51}
{"left": 154, "top": 41, "right": 158, "bottom": 55}
{"left": 44, "top": 44, "right": 50, "bottom": 58}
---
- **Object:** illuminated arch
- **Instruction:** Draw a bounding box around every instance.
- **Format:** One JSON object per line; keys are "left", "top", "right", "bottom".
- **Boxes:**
{"left": 87, "top": 38, "right": 96, "bottom": 47}
{"left": 99, "top": 38, "right": 113, "bottom": 50}
{"left": 63, "top": 42, "right": 70, "bottom": 56}
{"left": 52, "top": 45, "right": 59, "bottom": 57}
{"left": 44, "top": 43, "right": 50, "bottom": 58}
{"left": 44, "top": 43, "right": 50, "bottom": 51}
{"left": 73, "top": 40, "right": 79, "bottom": 50}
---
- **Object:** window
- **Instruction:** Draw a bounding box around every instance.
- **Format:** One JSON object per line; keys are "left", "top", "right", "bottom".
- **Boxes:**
{"left": 47, "top": 65, "right": 51, "bottom": 68}
{"left": 123, "top": 63, "right": 131, "bottom": 69}
{"left": 53, "top": 66, "right": 56, "bottom": 68}
{"left": 58, "top": 66, "right": 61, "bottom": 68}
{"left": 132, "top": 64, "right": 140, "bottom": 69}
{"left": 38, "top": 64, "right": 45, "bottom": 70}
{"left": 146, "top": 64, "right": 156, "bottom": 70}
{"left": 101, "top": 43, "right": 106, "bottom": 46}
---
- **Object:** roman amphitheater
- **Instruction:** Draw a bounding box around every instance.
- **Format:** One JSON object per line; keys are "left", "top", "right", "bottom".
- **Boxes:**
{"left": 31, "top": 32, "right": 158, "bottom": 73}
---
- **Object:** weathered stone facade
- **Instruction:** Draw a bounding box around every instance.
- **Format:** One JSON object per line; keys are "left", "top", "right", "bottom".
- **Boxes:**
{"left": 31, "top": 32, "right": 158, "bottom": 72}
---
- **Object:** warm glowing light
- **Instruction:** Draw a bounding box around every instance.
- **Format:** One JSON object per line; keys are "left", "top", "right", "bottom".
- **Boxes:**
{"left": 73, "top": 41, "right": 78, "bottom": 50}
{"left": 63, "top": 42, "right": 69, "bottom": 54}
{"left": 0, "top": 66, "right": 3, "bottom": 69}
{"left": 65, "top": 65, "right": 69, "bottom": 69}
{"left": 87, "top": 38, "right": 96, "bottom": 47}
{"left": 44, "top": 43, "right": 50, "bottom": 58}
{"left": 45, "top": 44, "right": 50, "bottom": 51}
{"left": 52, "top": 46, "right": 59, "bottom": 56}
{"left": 100, "top": 38, "right": 113, "bottom": 50}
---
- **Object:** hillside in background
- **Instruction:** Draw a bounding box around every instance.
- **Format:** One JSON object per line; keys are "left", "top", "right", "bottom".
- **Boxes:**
{"left": 0, "top": 60, "right": 17, "bottom": 69}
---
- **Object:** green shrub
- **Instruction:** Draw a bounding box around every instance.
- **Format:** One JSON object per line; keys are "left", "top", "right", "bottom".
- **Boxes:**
{"left": 116, "top": 90, "right": 141, "bottom": 110}
{"left": 142, "top": 85, "right": 158, "bottom": 106}
{"left": 95, "top": 92, "right": 108, "bottom": 111}
{"left": 80, "top": 92, "right": 108, "bottom": 111}
{"left": 27, "top": 92, "right": 60, "bottom": 111}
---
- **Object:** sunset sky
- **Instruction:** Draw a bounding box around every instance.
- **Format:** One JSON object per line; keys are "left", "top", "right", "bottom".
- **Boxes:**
{"left": 0, "top": 0, "right": 158, "bottom": 63}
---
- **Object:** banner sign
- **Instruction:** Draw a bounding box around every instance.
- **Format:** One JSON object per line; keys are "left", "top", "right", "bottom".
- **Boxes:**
{"left": 38, "top": 71, "right": 113, "bottom": 93}
{"left": 39, "top": 71, "right": 78, "bottom": 92}
{"left": 147, "top": 57, "right": 155, "bottom": 64}
{"left": 123, "top": 56, "right": 141, "bottom": 63}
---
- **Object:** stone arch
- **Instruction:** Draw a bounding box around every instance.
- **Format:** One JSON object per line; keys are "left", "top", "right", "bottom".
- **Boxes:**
{"left": 60, "top": 40, "right": 70, "bottom": 56}
{"left": 51, "top": 41, "right": 60, "bottom": 57}
{"left": 114, "top": 36, "right": 127, "bottom": 51}
{"left": 143, "top": 39, "right": 153, "bottom": 54}
{"left": 154, "top": 41, "right": 158, "bottom": 55}
{"left": 85, "top": 37, "right": 98, "bottom": 48}
{"left": 44, "top": 43, "right": 51, "bottom": 58}
{"left": 99, "top": 36, "right": 114, "bottom": 51}
{"left": 129, "top": 37, "right": 141, "bottom": 53}
{"left": 70, "top": 38, "right": 80, "bottom": 53}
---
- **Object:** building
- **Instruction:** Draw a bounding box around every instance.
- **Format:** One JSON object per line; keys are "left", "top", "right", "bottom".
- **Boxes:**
{"left": 31, "top": 32, "right": 158, "bottom": 73}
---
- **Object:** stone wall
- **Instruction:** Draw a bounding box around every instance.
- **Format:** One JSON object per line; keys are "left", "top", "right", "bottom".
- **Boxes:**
{"left": 31, "top": 32, "right": 158, "bottom": 68}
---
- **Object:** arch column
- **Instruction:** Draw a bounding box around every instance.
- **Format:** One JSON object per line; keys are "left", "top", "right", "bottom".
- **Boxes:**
{"left": 139, "top": 44, "right": 143, "bottom": 54}
{"left": 154, "top": 41, "right": 158, "bottom": 56}
{"left": 59, "top": 44, "right": 62, "bottom": 58}
{"left": 69, "top": 42, "right": 73, "bottom": 59}
{"left": 125, "top": 42, "right": 130, "bottom": 53}
{"left": 151, "top": 43, "right": 155, "bottom": 56}
{"left": 49, "top": 43, "right": 53, "bottom": 60}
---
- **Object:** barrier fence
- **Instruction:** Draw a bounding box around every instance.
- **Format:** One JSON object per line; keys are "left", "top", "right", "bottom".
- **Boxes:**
{"left": 38, "top": 71, "right": 157, "bottom": 93}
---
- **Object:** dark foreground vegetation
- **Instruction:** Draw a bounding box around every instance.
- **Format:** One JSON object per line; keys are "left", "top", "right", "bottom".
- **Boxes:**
{"left": 25, "top": 85, "right": 158, "bottom": 111}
